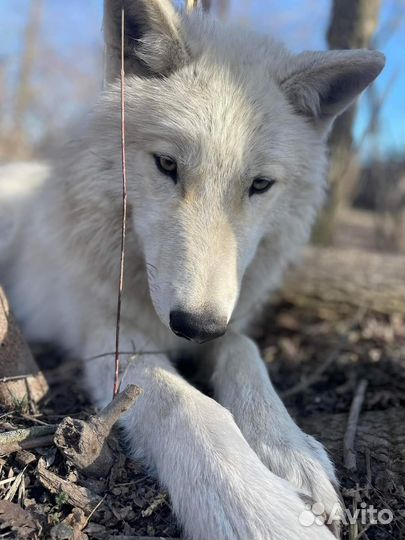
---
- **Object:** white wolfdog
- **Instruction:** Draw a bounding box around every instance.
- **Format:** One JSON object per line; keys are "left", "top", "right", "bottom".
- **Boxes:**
{"left": 0, "top": 1, "right": 384, "bottom": 538}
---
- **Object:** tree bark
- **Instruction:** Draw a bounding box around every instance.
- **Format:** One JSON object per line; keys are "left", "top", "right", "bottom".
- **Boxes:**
{"left": 0, "top": 287, "right": 48, "bottom": 409}
{"left": 313, "top": 0, "right": 381, "bottom": 245}
{"left": 54, "top": 384, "right": 142, "bottom": 477}
{"left": 280, "top": 247, "right": 404, "bottom": 315}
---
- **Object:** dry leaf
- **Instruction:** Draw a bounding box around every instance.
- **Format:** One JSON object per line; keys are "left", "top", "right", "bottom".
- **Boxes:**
{"left": 0, "top": 499, "right": 40, "bottom": 539}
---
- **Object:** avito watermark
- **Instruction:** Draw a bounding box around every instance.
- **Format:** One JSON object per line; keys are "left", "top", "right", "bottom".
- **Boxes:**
{"left": 299, "top": 501, "right": 394, "bottom": 527}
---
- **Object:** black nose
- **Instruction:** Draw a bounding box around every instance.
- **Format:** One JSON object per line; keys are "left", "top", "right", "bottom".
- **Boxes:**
{"left": 169, "top": 310, "right": 227, "bottom": 343}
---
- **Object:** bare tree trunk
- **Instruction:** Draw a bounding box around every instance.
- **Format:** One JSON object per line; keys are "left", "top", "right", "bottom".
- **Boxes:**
{"left": 11, "top": 0, "right": 44, "bottom": 159}
{"left": 0, "top": 287, "right": 48, "bottom": 410}
{"left": 215, "top": 0, "right": 230, "bottom": 19}
{"left": 0, "top": 60, "right": 5, "bottom": 136}
{"left": 279, "top": 247, "right": 404, "bottom": 315}
{"left": 0, "top": 60, "right": 7, "bottom": 161}
{"left": 186, "top": 0, "right": 229, "bottom": 18}
{"left": 313, "top": 0, "right": 381, "bottom": 245}
{"left": 186, "top": 0, "right": 199, "bottom": 9}
{"left": 201, "top": 0, "right": 212, "bottom": 12}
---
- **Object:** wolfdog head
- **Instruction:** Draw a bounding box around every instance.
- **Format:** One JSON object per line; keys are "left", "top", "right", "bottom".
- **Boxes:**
{"left": 96, "top": 0, "right": 384, "bottom": 343}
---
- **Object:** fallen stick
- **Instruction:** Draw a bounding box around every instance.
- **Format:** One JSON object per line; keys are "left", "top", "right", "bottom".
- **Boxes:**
{"left": 343, "top": 379, "right": 368, "bottom": 472}
{"left": 280, "top": 247, "right": 404, "bottom": 315}
{"left": 8, "top": 434, "right": 55, "bottom": 453}
{"left": 0, "top": 425, "right": 56, "bottom": 455}
{"left": 37, "top": 458, "right": 102, "bottom": 513}
{"left": 0, "top": 384, "right": 142, "bottom": 463}
{"left": 54, "top": 384, "right": 142, "bottom": 477}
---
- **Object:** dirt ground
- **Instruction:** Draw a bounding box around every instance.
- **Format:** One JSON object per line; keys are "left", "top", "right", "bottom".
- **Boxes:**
{"left": 260, "top": 303, "right": 405, "bottom": 540}
{"left": 0, "top": 301, "right": 404, "bottom": 540}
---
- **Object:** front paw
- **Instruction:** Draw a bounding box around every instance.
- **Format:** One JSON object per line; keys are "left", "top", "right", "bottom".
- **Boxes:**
{"left": 256, "top": 430, "right": 342, "bottom": 537}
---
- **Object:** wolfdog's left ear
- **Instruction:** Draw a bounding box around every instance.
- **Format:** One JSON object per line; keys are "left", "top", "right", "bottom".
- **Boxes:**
{"left": 104, "top": 0, "right": 188, "bottom": 81}
{"left": 280, "top": 50, "right": 385, "bottom": 135}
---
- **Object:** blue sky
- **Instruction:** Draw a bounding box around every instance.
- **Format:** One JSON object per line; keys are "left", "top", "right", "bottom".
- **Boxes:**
{"left": 1, "top": 0, "right": 404, "bottom": 159}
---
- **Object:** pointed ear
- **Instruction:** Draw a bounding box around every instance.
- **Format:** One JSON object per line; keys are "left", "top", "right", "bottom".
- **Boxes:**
{"left": 280, "top": 50, "right": 385, "bottom": 135}
{"left": 103, "top": 0, "right": 188, "bottom": 81}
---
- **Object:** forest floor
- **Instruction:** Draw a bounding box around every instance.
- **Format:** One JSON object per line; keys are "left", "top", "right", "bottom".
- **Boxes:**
{"left": 0, "top": 301, "right": 404, "bottom": 540}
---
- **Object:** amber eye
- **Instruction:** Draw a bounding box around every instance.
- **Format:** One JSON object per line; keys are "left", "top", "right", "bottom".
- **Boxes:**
{"left": 249, "top": 177, "right": 276, "bottom": 196}
{"left": 153, "top": 154, "right": 178, "bottom": 182}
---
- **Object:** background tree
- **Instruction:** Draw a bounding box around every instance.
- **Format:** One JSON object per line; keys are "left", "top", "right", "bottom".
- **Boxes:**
{"left": 186, "top": 0, "right": 229, "bottom": 18}
{"left": 313, "top": 0, "right": 381, "bottom": 244}
{"left": 10, "top": 0, "right": 44, "bottom": 159}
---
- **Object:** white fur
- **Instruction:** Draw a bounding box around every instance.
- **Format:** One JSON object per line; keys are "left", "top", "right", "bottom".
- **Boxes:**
{"left": 0, "top": 1, "right": 384, "bottom": 538}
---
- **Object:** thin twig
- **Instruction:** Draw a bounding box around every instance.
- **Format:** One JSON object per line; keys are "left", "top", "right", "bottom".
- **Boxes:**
{"left": 354, "top": 523, "right": 371, "bottom": 540}
{"left": 42, "top": 350, "right": 170, "bottom": 384}
{"left": 114, "top": 4, "right": 128, "bottom": 398}
{"left": 365, "top": 447, "right": 372, "bottom": 489}
{"left": 88, "top": 349, "right": 168, "bottom": 362}
{"left": 281, "top": 308, "right": 366, "bottom": 398}
{"left": 14, "top": 434, "right": 55, "bottom": 451}
{"left": 0, "top": 374, "right": 33, "bottom": 383}
{"left": 344, "top": 379, "right": 368, "bottom": 472}
{"left": 0, "top": 425, "right": 56, "bottom": 447}
{"left": 0, "top": 425, "right": 56, "bottom": 455}
{"left": 83, "top": 494, "right": 107, "bottom": 528}
{"left": 19, "top": 413, "right": 51, "bottom": 426}
{"left": 281, "top": 334, "right": 347, "bottom": 398}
